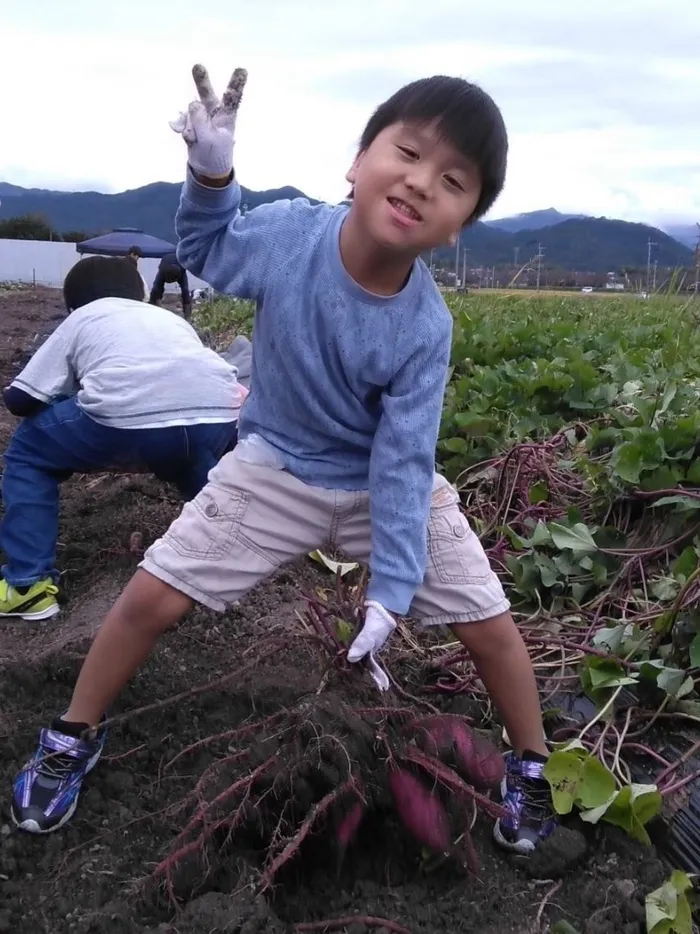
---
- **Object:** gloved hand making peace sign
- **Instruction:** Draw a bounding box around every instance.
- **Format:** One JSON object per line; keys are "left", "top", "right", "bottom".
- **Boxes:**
{"left": 170, "top": 64, "right": 248, "bottom": 181}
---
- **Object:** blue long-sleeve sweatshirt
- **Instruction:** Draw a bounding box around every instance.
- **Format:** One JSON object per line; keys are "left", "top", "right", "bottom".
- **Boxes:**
{"left": 175, "top": 171, "right": 453, "bottom": 615}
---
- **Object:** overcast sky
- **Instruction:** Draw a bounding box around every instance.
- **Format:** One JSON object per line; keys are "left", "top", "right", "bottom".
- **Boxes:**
{"left": 2, "top": 0, "right": 698, "bottom": 226}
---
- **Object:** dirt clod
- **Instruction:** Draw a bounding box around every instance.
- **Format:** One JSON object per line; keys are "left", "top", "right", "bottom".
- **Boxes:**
{"left": 525, "top": 825, "right": 587, "bottom": 879}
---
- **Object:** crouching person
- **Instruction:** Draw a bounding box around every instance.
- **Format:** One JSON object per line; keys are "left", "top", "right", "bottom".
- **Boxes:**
{"left": 0, "top": 256, "right": 245, "bottom": 621}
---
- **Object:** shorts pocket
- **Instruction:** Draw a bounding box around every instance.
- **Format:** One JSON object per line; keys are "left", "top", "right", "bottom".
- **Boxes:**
{"left": 164, "top": 482, "right": 250, "bottom": 560}
{"left": 428, "top": 484, "right": 493, "bottom": 586}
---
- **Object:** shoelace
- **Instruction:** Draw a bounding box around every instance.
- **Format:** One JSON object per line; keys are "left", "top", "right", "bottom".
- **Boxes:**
{"left": 514, "top": 775, "right": 555, "bottom": 822}
{"left": 35, "top": 745, "right": 81, "bottom": 781}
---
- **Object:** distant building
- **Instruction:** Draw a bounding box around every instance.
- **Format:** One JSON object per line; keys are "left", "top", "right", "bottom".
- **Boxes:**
{"left": 605, "top": 271, "right": 625, "bottom": 291}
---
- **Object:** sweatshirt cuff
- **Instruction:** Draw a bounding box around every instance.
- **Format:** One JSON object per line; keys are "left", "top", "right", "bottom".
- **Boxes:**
{"left": 181, "top": 166, "right": 241, "bottom": 212}
{"left": 366, "top": 575, "right": 417, "bottom": 617}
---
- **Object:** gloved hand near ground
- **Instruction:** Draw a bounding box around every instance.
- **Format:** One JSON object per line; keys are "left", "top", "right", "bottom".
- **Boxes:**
{"left": 347, "top": 600, "right": 397, "bottom": 692}
{"left": 170, "top": 64, "right": 247, "bottom": 180}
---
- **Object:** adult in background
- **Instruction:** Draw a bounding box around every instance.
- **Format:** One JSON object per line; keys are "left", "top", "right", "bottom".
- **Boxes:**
{"left": 0, "top": 256, "right": 245, "bottom": 621}
{"left": 149, "top": 251, "right": 192, "bottom": 320}
{"left": 126, "top": 245, "right": 150, "bottom": 297}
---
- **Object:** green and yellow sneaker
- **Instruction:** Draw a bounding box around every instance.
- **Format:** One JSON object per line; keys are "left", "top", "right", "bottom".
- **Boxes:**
{"left": 0, "top": 579, "right": 60, "bottom": 621}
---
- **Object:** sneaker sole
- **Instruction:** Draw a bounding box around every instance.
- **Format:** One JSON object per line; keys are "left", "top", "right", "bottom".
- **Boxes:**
{"left": 492, "top": 818, "right": 537, "bottom": 855}
{"left": 0, "top": 603, "right": 60, "bottom": 622}
{"left": 492, "top": 771, "right": 532, "bottom": 854}
{"left": 11, "top": 746, "right": 103, "bottom": 835}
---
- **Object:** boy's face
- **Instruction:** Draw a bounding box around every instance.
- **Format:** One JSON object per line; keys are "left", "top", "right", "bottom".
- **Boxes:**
{"left": 346, "top": 120, "right": 481, "bottom": 254}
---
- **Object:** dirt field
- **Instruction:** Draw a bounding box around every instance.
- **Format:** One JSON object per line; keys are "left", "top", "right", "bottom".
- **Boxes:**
{"left": 0, "top": 288, "right": 671, "bottom": 934}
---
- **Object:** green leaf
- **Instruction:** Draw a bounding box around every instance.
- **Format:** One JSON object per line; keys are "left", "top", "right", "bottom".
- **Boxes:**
{"left": 543, "top": 751, "right": 584, "bottom": 814}
{"left": 571, "top": 581, "right": 593, "bottom": 605}
{"left": 553, "top": 553, "right": 580, "bottom": 577}
{"left": 641, "top": 464, "right": 686, "bottom": 492}
{"left": 528, "top": 481, "right": 549, "bottom": 504}
{"left": 690, "top": 634, "right": 700, "bottom": 669}
{"left": 592, "top": 623, "right": 648, "bottom": 658}
{"left": 611, "top": 442, "right": 643, "bottom": 484}
{"left": 686, "top": 459, "right": 700, "bottom": 484}
{"left": 308, "top": 550, "right": 359, "bottom": 577}
{"left": 651, "top": 577, "right": 680, "bottom": 602}
{"left": 550, "top": 923, "right": 582, "bottom": 934}
{"left": 640, "top": 661, "right": 695, "bottom": 698}
{"left": 673, "top": 546, "right": 698, "bottom": 581}
{"left": 654, "top": 610, "right": 675, "bottom": 637}
{"left": 453, "top": 412, "right": 492, "bottom": 436}
{"left": 654, "top": 381, "right": 678, "bottom": 423}
{"left": 549, "top": 521, "right": 598, "bottom": 554}
{"left": 335, "top": 619, "right": 355, "bottom": 643}
{"left": 577, "top": 754, "right": 616, "bottom": 809}
{"left": 534, "top": 553, "right": 561, "bottom": 588}
{"left": 525, "top": 521, "right": 553, "bottom": 548}
{"left": 440, "top": 436, "right": 469, "bottom": 454}
{"left": 581, "top": 657, "right": 638, "bottom": 707}
{"left": 652, "top": 495, "right": 700, "bottom": 511}
{"left": 602, "top": 784, "right": 661, "bottom": 844}
{"left": 646, "top": 869, "right": 694, "bottom": 934}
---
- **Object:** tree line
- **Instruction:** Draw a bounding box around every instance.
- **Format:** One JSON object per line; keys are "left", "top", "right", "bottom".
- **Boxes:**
{"left": 0, "top": 214, "right": 90, "bottom": 243}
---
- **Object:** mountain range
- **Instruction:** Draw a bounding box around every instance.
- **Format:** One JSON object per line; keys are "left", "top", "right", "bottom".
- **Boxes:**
{"left": 486, "top": 207, "right": 697, "bottom": 251}
{"left": 0, "top": 181, "right": 695, "bottom": 273}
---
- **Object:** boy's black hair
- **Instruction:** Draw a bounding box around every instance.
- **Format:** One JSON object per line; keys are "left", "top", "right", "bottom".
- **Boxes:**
{"left": 357, "top": 75, "right": 508, "bottom": 223}
{"left": 63, "top": 256, "right": 145, "bottom": 312}
{"left": 127, "top": 245, "right": 143, "bottom": 257}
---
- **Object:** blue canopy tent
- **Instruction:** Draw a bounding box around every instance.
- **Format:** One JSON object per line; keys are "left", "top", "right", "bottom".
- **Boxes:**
{"left": 76, "top": 227, "right": 176, "bottom": 259}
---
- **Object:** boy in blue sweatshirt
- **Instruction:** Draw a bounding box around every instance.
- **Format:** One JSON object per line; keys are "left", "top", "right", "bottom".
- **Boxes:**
{"left": 12, "top": 66, "right": 556, "bottom": 854}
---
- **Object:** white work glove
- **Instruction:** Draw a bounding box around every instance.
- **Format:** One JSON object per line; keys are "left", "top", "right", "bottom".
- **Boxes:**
{"left": 347, "top": 600, "right": 397, "bottom": 692}
{"left": 169, "top": 64, "right": 247, "bottom": 180}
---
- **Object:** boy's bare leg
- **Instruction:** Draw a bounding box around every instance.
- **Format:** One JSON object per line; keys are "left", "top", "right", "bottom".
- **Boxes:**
{"left": 65, "top": 569, "right": 193, "bottom": 726}
{"left": 450, "top": 611, "right": 548, "bottom": 758}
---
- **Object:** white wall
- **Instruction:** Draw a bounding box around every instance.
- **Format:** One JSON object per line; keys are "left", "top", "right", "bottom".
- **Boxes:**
{"left": 0, "top": 239, "right": 208, "bottom": 291}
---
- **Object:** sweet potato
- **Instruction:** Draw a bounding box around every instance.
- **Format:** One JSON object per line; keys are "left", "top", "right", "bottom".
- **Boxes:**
{"left": 410, "top": 715, "right": 504, "bottom": 790}
{"left": 336, "top": 799, "right": 366, "bottom": 854}
{"left": 388, "top": 766, "right": 452, "bottom": 855}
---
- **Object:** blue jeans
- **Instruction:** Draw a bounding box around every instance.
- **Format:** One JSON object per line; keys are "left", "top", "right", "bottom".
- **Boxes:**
{"left": 1, "top": 398, "right": 237, "bottom": 588}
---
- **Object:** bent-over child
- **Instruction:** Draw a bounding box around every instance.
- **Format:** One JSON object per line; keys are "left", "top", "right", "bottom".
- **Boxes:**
{"left": 0, "top": 256, "right": 244, "bottom": 621}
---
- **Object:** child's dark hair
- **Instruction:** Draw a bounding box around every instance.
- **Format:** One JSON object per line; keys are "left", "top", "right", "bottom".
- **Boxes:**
{"left": 63, "top": 256, "right": 145, "bottom": 312}
{"left": 127, "top": 245, "right": 143, "bottom": 257}
{"left": 358, "top": 75, "right": 508, "bottom": 222}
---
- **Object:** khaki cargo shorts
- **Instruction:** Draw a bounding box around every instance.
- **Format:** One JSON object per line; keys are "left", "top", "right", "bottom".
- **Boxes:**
{"left": 141, "top": 452, "right": 510, "bottom": 627}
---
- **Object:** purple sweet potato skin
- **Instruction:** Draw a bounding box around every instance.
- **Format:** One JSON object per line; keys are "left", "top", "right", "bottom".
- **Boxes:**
{"left": 411, "top": 716, "right": 504, "bottom": 790}
{"left": 388, "top": 767, "right": 452, "bottom": 854}
{"left": 336, "top": 800, "right": 365, "bottom": 850}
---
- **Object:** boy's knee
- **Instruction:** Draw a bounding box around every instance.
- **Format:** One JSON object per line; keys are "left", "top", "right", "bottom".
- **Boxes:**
{"left": 450, "top": 611, "right": 521, "bottom": 657}
{"left": 113, "top": 568, "right": 193, "bottom": 633}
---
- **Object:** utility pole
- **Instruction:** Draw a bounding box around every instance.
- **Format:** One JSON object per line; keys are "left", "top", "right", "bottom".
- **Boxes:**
{"left": 536, "top": 243, "right": 544, "bottom": 290}
{"left": 694, "top": 224, "right": 700, "bottom": 296}
{"left": 646, "top": 238, "right": 656, "bottom": 295}
{"left": 454, "top": 237, "right": 460, "bottom": 287}
{"left": 461, "top": 249, "right": 469, "bottom": 290}
{"left": 652, "top": 260, "right": 658, "bottom": 291}
{"left": 429, "top": 248, "right": 435, "bottom": 277}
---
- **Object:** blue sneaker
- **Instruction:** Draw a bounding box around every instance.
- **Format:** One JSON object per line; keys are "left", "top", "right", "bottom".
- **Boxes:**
{"left": 493, "top": 751, "right": 557, "bottom": 854}
{"left": 11, "top": 718, "right": 107, "bottom": 833}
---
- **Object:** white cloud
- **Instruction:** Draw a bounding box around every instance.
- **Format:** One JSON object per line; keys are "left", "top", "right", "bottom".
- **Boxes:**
{"left": 1, "top": 0, "right": 698, "bottom": 227}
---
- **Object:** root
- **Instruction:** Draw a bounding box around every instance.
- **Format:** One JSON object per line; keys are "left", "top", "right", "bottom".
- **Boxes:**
{"left": 402, "top": 746, "right": 507, "bottom": 821}
{"left": 153, "top": 755, "right": 278, "bottom": 886}
{"left": 259, "top": 777, "right": 356, "bottom": 892}
{"left": 294, "top": 918, "right": 412, "bottom": 934}
{"left": 164, "top": 712, "right": 285, "bottom": 772}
